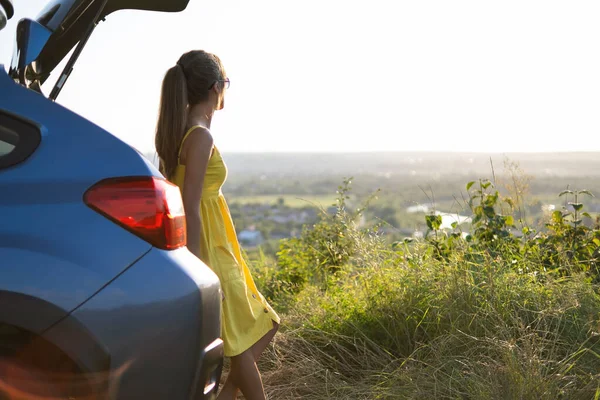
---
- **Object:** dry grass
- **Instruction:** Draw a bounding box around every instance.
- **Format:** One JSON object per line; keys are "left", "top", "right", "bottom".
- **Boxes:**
{"left": 250, "top": 259, "right": 600, "bottom": 400}
{"left": 241, "top": 181, "right": 600, "bottom": 399}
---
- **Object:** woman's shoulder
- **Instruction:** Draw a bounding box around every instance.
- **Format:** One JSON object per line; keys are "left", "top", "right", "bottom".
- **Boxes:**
{"left": 184, "top": 125, "right": 213, "bottom": 143}
{"left": 184, "top": 126, "right": 213, "bottom": 148}
{"left": 180, "top": 126, "right": 214, "bottom": 165}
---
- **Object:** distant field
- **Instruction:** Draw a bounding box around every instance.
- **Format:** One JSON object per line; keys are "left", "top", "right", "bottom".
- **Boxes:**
{"left": 227, "top": 194, "right": 340, "bottom": 208}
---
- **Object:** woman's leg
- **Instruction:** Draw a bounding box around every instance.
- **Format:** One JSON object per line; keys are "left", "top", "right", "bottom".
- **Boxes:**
{"left": 252, "top": 321, "right": 279, "bottom": 361}
{"left": 216, "top": 374, "right": 238, "bottom": 400}
{"left": 217, "top": 322, "right": 279, "bottom": 400}
{"left": 218, "top": 349, "right": 265, "bottom": 400}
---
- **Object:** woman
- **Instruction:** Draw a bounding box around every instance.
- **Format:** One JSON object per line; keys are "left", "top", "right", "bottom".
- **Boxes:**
{"left": 155, "top": 50, "right": 280, "bottom": 400}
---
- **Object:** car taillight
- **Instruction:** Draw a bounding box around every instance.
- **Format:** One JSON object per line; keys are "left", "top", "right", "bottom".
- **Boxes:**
{"left": 84, "top": 177, "right": 187, "bottom": 250}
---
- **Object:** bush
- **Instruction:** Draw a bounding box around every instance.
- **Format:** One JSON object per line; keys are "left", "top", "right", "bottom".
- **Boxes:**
{"left": 253, "top": 178, "right": 377, "bottom": 310}
{"left": 250, "top": 178, "right": 600, "bottom": 399}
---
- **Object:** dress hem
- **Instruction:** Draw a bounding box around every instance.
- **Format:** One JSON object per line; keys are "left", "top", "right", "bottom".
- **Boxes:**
{"left": 223, "top": 317, "right": 278, "bottom": 358}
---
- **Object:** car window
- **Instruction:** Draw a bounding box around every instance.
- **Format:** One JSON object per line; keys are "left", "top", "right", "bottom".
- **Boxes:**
{"left": 0, "top": 113, "right": 41, "bottom": 169}
{"left": 0, "top": 126, "right": 17, "bottom": 156}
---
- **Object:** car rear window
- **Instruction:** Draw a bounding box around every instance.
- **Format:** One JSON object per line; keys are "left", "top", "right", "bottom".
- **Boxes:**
{"left": 0, "top": 113, "right": 41, "bottom": 169}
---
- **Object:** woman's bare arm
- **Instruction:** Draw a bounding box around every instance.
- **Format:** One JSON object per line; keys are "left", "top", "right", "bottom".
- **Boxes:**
{"left": 181, "top": 127, "right": 213, "bottom": 260}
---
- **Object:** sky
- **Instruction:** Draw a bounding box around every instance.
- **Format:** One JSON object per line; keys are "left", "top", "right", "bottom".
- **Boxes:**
{"left": 2, "top": 0, "right": 600, "bottom": 154}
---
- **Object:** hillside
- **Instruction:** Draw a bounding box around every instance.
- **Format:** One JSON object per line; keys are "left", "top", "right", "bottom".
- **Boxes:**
{"left": 146, "top": 149, "right": 600, "bottom": 398}
{"left": 249, "top": 179, "right": 600, "bottom": 400}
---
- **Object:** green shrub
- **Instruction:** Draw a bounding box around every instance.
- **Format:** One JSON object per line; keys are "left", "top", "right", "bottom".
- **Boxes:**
{"left": 252, "top": 178, "right": 600, "bottom": 399}
{"left": 253, "top": 178, "right": 379, "bottom": 310}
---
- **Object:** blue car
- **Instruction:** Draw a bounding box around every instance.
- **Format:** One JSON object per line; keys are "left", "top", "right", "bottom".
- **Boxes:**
{"left": 0, "top": 0, "right": 224, "bottom": 398}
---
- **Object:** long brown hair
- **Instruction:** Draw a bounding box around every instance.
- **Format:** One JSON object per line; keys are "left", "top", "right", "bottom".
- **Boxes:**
{"left": 155, "top": 50, "right": 227, "bottom": 179}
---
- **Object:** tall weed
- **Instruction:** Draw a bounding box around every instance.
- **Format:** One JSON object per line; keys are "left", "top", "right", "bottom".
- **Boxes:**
{"left": 251, "top": 178, "right": 600, "bottom": 399}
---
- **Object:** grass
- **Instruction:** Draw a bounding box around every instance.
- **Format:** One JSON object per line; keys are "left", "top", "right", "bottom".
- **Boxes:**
{"left": 245, "top": 180, "right": 600, "bottom": 399}
{"left": 255, "top": 248, "right": 600, "bottom": 399}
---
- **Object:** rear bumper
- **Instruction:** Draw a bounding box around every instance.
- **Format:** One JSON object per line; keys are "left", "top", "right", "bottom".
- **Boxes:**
{"left": 42, "top": 247, "right": 223, "bottom": 399}
{"left": 190, "top": 338, "right": 224, "bottom": 399}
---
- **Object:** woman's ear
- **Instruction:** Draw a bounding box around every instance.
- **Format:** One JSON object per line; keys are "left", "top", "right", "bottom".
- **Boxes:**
{"left": 210, "top": 84, "right": 222, "bottom": 110}
{"left": 216, "top": 85, "right": 225, "bottom": 110}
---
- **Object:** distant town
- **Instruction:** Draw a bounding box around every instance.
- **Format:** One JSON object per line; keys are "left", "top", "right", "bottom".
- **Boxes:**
{"left": 144, "top": 150, "right": 600, "bottom": 251}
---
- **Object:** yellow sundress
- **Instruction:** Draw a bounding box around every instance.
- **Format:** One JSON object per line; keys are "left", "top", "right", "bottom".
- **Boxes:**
{"left": 171, "top": 126, "right": 280, "bottom": 357}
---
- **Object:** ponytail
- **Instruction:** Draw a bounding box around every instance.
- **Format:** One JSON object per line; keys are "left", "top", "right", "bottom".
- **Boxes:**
{"left": 155, "top": 64, "right": 188, "bottom": 179}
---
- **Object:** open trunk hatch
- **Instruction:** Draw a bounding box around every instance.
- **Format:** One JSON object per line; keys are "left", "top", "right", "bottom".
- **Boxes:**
{"left": 10, "top": 0, "right": 191, "bottom": 98}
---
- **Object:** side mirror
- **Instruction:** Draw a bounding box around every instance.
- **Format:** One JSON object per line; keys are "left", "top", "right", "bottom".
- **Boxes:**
{"left": 9, "top": 18, "right": 52, "bottom": 88}
{"left": 0, "top": 0, "right": 14, "bottom": 31}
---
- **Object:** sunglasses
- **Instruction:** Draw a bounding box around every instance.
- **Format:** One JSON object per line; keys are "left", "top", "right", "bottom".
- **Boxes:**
{"left": 209, "top": 78, "right": 230, "bottom": 90}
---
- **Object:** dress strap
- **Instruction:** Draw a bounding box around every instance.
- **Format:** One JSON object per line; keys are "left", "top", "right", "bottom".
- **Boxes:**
{"left": 178, "top": 125, "right": 204, "bottom": 163}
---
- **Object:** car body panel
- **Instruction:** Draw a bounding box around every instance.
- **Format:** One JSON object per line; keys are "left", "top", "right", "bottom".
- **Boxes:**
{"left": 1, "top": 290, "right": 114, "bottom": 381}
{"left": 0, "top": 291, "right": 74, "bottom": 335}
{"left": 0, "top": 67, "right": 160, "bottom": 329}
{"left": 43, "top": 247, "right": 222, "bottom": 398}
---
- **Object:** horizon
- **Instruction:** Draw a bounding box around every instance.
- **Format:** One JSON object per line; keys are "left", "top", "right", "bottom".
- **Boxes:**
{"left": 143, "top": 149, "right": 600, "bottom": 180}
{"left": 144, "top": 149, "right": 600, "bottom": 155}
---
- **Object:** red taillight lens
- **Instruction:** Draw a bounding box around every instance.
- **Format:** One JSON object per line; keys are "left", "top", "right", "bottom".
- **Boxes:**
{"left": 84, "top": 177, "right": 187, "bottom": 250}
